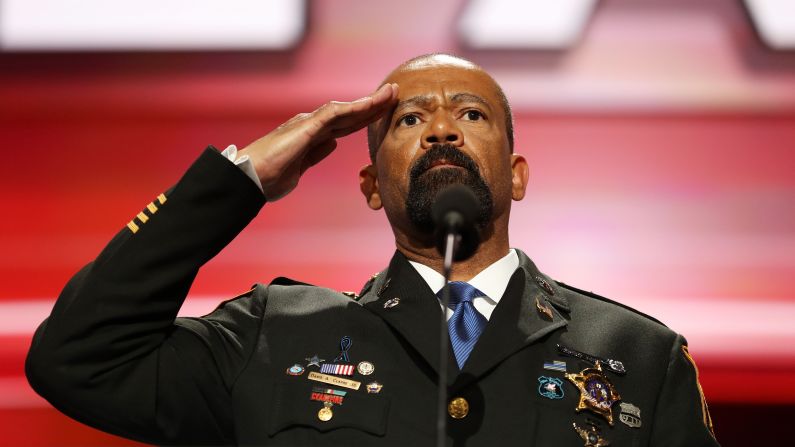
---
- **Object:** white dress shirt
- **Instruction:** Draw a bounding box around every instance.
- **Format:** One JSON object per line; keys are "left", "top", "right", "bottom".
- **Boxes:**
{"left": 409, "top": 250, "right": 519, "bottom": 321}
{"left": 221, "top": 145, "right": 264, "bottom": 192}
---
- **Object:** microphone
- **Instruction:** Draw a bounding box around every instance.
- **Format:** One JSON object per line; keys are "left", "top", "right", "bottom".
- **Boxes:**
{"left": 431, "top": 184, "right": 481, "bottom": 262}
{"left": 431, "top": 184, "right": 481, "bottom": 447}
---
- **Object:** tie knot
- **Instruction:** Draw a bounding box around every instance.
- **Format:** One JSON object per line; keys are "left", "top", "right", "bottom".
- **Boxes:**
{"left": 439, "top": 281, "right": 485, "bottom": 310}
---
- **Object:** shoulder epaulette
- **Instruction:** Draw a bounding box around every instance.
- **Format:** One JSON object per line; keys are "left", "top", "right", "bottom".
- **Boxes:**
{"left": 555, "top": 281, "right": 668, "bottom": 328}
{"left": 269, "top": 276, "right": 315, "bottom": 287}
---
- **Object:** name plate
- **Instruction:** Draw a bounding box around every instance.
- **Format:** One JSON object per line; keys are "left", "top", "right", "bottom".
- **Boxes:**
{"left": 307, "top": 371, "right": 361, "bottom": 390}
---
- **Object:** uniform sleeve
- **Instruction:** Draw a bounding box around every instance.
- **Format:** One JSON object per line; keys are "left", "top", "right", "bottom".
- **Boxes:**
{"left": 25, "top": 146, "right": 267, "bottom": 445}
{"left": 649, "top": 334, "right": 720, "bottom": 446}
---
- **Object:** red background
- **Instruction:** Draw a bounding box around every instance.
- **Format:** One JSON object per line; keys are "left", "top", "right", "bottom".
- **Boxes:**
{"left": 2, "top": 0, "right": 794, "bottom": 445}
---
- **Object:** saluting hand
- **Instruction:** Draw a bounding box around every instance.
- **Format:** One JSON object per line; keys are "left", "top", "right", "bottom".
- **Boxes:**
{"left": 239, "top": 83, "right": 398, "bottom": 201}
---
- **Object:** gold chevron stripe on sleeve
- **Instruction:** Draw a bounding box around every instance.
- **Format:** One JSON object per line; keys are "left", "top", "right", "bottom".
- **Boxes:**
{"left": 146, "top": 202, "right": 158, "bottom": 214}
{"left": 136, "top": 212, "right": 149, "bottom": 223}
{"left": 126, "top": 221, "right": 140, "bottom": 234}
{"left": 157, "top": 193, "right": 167, "bottom": 204}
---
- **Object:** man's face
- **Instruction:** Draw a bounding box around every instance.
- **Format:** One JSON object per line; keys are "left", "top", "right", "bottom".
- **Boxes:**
{"left": 361, "top": 61, "right": 525, "bottom": 242}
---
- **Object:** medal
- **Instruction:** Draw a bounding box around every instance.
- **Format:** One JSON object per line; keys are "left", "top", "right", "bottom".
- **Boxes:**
{"left": 565, "top": 362, "right": 621, "bottom": 425}
{"left": 317, "top": 401, "right": 334, "bottom": 422}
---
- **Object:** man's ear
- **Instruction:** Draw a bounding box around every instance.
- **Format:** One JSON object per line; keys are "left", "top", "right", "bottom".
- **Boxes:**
{"left": 359, "top": 164, "right": 382, "bottom": 210}
{"left": 510, "top": 154, "right": 529, "bottom": 201}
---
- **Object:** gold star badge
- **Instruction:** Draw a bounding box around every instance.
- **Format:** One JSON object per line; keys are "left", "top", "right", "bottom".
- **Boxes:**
{"left": 565, "top": 361, "right": 621, "bottom": 425}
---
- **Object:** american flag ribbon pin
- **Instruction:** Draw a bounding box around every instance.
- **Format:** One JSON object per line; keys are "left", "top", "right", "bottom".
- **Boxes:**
{"left": 320, "top": 363, "right": 355, "bottom": 376}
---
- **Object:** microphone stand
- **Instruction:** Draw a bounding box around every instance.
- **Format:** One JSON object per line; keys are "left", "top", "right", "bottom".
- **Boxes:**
{"left": 436, "top": 232, "right": 458, "bottom": 447}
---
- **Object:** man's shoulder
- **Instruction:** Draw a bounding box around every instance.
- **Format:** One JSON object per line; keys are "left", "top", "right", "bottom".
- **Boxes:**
{"left": 256, "top": 276, "right": 364, "bottom": 311}
{"left": 555, "top": 280, "right": 667, "bottom": 328}
{"left": 549, "top": 279, "right": 680, "bottom": 347}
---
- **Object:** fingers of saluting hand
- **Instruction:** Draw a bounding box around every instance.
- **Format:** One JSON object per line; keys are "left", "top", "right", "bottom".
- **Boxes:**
{"left": 305, "top": 83, "right": 398, "bottom": 140}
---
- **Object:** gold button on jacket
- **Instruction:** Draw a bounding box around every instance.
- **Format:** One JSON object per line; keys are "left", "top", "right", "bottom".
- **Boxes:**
{"left": 448, "top": 397, "right": 469, "bottom": 419}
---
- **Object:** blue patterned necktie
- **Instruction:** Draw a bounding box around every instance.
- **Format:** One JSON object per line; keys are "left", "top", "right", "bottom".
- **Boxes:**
{"left": 439, "top": 281, "right": 488, "bottom": 369}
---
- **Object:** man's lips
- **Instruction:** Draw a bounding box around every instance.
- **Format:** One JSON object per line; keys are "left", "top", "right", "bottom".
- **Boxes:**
{"left": 426, "top": 159, "right": 465, "bottom": 171}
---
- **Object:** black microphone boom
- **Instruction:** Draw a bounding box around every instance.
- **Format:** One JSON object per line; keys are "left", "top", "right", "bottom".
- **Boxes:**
{"left": 431, "top": 184, "right": 482, "bottom": 447}
{"left": 431, "top": 184, "right": 482, "bottom": 262}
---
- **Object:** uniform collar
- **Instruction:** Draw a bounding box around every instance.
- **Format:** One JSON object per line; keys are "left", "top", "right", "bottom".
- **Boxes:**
{"left": 407, "top": 249, "right": 519, "bottom": 304}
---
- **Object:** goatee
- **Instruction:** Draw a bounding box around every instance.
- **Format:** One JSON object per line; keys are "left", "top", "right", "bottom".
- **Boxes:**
{"left": 405, "top": 144, "right": 494, "bottom": 235}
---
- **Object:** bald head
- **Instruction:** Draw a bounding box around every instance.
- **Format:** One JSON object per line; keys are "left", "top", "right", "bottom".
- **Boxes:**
{"left": 367, "top": 53, "right": 514, "bottom": 162}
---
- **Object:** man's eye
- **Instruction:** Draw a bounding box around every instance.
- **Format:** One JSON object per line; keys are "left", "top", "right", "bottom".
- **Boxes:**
{"left": 399, "top": 115, "right": 419, "bottom": 126}
{"left": 465, "top": 110, "right": 483, "bottom": 121}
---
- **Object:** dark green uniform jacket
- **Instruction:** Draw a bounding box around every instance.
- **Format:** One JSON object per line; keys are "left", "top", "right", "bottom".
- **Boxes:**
{"left": 26, "top": 147, "right": 720, "bottom": 446}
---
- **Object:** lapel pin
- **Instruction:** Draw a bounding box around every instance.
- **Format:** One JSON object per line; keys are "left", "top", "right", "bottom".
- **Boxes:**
{"left": 383, "top": 297, "right": 400, "bottom": 309}
{"left": 619, "top": 402, "right": 642, "bottom": 428}
{"left": 535, "top": 276, "right": 555, "bottom": 295}
{"left": 377, "top": 277, "right": 392, "bottom": 297}
{"left": 357, "top": 361, "right": 375, "bottom": 375}
{"left": 366, "top": 381, "right": 383, "bottom": 394}
{"left": 341, "top": 291, "right": 359, "bottom": 300}
{"left": 573, "top": 421, "right": 610, "bottom": 447}
{"left": 305, "top": 354, "right": 325, "bottom": 368}
{"left": 536, "top": 296, "right": 554, "bottom": 320}
{"left": 538, "top": 376, "right": 565, "bottom": 400}
{"left": 285, "top": 364, "right": 305, "bottom": 376}
{"left": 333, "top": 336, "right": 352, "bottom": 363}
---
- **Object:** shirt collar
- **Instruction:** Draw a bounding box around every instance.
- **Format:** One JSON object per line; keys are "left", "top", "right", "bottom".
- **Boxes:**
{"left": 408, "top": 249, "right": 519, "bottom": 304}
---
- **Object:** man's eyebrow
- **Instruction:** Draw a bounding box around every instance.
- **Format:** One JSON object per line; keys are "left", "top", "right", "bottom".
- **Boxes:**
{"left": 392, "top": 92, "right": 492, "bottom": 115}
{"left": 394, "top": 95, "right": 434, "bottom": 114}
{"left": 449, "top": 93, "right": 490, "bottom": 108}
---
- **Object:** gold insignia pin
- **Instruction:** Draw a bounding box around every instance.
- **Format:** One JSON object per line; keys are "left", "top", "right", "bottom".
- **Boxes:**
{"left": 536, "top": 296, "right": 553, "bottom": 320}
{"left": 341, "top": 291, "right": 359, "bottom": 300}
{"left": 565, "top": 361, "right": 621, "bottom": 425}
{"left": 573, "top": 422, "right": 610, "bottom": 447}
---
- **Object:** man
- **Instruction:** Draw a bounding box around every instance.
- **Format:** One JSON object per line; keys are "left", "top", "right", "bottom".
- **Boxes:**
{"left": 26, "top": 54, "right": 719, "bottom": 446}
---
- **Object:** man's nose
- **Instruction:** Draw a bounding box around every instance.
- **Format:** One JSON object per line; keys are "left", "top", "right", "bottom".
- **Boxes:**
{"left": 421, "top": 112, "right": 463, "bottom": 149}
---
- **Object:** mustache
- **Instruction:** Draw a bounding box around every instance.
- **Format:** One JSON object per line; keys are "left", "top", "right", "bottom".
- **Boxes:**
{"left": 409, "top": 144, "right": 480, "bottom": 181}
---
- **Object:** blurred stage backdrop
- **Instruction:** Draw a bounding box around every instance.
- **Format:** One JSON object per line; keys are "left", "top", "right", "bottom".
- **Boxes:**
{"left": 1, "top": 0, "right": 794, "bottom": 445}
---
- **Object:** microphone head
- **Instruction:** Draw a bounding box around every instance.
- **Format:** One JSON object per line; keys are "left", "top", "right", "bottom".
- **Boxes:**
{"left": 431, "top": 184, "right": 481, "bottom": 261}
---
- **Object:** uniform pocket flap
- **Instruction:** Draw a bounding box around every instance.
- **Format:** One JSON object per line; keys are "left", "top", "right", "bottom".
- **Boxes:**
{"left": 268, "top": 380, "right": 390, "bottom": 436}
